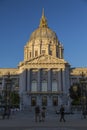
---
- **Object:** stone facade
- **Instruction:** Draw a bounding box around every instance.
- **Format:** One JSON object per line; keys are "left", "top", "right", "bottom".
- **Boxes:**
{"left": 18, "top": 10, "right": 70, "bottom": 110}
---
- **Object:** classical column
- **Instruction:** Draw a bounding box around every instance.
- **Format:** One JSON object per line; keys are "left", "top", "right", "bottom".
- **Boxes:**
{"left": 32, "top": 44, "right": 34, "bottom": 58}
{"left": 53, "top": 45, "right": 56, "bottom": 57}
{"left": 59, "top": 45, "right": 61, "bottom": 58}
{"left": 19, "top": 69, "right": 28, "bottom": 110}
{"left": 57, "top": 69, "right": 61, "bottom": 91}
{"left": 61, "top": 47, "right": 64, "bottom": 59}
{"left": 25, "top": 69, "right": 28, "bottom": 91}
{"left": 27, "top": 69, "right": 31, "bottom": 91}
{"left": 38, "top": 44, "right": 41, "bottom": 55}
{"left": 62, "top": 68, "right": 66, "bottom": 92}
{"left": 60, "top": 69, "right": 63, "bottom": 91}
{"left": 19, "top": 69, "right": 26, "bottom": 93}
{"left": 38, "top": 69, "right": 41, "bottom": 91}
{"left": 64, "top": 67, "right": 70, "bottom": 93}
{"left": 48, "top": 69, "right": 51, "bottom": 91}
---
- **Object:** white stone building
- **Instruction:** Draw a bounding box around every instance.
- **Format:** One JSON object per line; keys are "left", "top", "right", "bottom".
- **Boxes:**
{"left": 18, "top": 10, "right": 70, "bottom": 110}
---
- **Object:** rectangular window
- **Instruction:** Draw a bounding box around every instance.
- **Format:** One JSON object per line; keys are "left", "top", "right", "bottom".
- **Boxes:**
{"left": 56, "top": 52, "right": 58, "bottom": 57}
{"left": 42, "top": 50, "right": 45, "bottom": 54}
{"left": 42, "top": 96, "right": 47, "bottom": 106}
{"left": 53, "top": 96, "right": 58, "bottom": 106}
{"left": 31, "top": 96, "right": 37, "bottom": 106}
{"left": 30, "top": 52, "right": 31, "bottom": 57}
{"left": 35, "top": 50, "right": 38, "bottom": 57}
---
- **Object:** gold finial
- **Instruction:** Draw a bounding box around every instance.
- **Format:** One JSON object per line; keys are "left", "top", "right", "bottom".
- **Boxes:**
{"left": 39, "top": 8, "right": 48, "bottom": 28}
{"left": 42, "top": 8, "right": 44, "bottom": 17}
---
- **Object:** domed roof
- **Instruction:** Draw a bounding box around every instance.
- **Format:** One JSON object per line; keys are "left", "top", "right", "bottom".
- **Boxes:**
{"left": 29, "top": 9, "right": 58, "bottom": 42}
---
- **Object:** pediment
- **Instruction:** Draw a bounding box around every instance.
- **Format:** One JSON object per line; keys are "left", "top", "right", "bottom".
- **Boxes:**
{"left": 25, "top": 54, "right": 67, "bottom": 64}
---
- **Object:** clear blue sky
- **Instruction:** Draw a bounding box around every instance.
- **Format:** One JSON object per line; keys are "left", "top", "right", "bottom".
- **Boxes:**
{"left": 0, "top": 0, "right": 87, "bottom": 68}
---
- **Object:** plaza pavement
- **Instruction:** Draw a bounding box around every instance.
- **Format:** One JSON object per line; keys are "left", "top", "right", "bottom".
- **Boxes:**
{"left": 0, "top": 110, "right": 87, "bottom": 130}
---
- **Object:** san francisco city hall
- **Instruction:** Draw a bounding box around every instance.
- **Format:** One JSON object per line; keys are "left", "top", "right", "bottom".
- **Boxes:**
{"left": 0, "top": 10, "right": 87, "bottom": 110}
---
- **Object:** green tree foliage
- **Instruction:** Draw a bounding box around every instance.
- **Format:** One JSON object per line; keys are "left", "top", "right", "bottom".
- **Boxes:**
{"left": 69, "top": 84, "right": 81, "bottom": 99}
{"left": 69, "top": 84, "right": 81, "bottom": 105}
{"left": 10, "top": 91, "right": 20, "bottom": 108}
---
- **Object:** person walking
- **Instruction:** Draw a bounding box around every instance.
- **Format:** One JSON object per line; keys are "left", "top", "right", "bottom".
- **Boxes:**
{"left": 59, "top": 105, "right": 66, "bottom": 122}
{"left": 35, "top": 105, "right": 41, "bottom": 122}
{"left": 41, "top": 107, "right": 46, "bottom": 122}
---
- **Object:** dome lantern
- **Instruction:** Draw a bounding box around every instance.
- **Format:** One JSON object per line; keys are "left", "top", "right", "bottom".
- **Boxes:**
{"left": 39, "top": 8, "right": 48, "bottom": 28}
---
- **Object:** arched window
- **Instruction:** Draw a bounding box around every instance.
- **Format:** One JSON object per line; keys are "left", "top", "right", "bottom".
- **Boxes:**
{"left": 50, "top": 50, "right": 52, "bottom": 55}
{"left": 52, "top": 80, "right": 57, "bottom": 91}
{"left": 42, "top": 80, "right": 47, "bottom": 92}
{"left": 31, "top": 80, "right": 37, "bottom": 92}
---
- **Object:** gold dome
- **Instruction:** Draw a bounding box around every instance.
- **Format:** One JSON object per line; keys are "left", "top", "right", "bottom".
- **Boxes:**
{"left": 29, "top": 9, "right": 58, "bottom": 42}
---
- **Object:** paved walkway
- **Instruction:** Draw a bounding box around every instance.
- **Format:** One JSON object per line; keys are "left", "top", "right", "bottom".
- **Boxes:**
{"left": 0, "top": 110, "right": 87, "bottom": 130}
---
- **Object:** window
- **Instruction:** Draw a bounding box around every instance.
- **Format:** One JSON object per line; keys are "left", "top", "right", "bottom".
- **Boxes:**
{"left": 31, "top": 69, "right": 38, "bottom": 79}
{"left": 56, "top": 52, "right": 58, "bottom": 57}
{"left": 31, "top": 96, "right": 36, "bottom": 106}
{"left": 42, "top": 50, "right": 45, "bottom": 54}
{"left": 30, "top": 52, "right": 31, "bottom": 58}
{"left": 35, "top": 50, "right": 38, "bottom": 57}
{"left": 42, "top": 80, "right": 47, "bottom": 92}
{"left": 52, "top": 80, "right": 57, "bottom": 91}
{"left": 50, "top": 50, "right": 52, "bottom": 55}
{"left": 41, "top": 69, "right": 48, "bottom": 80}
{"left": 42, "top": 96, "right": 47, "bottom": 106}
{"left": 31, "top": 80, "right": 37, "bottom": 92}
{"left": 53, "top": 96, "right": 58, "bottom": 106}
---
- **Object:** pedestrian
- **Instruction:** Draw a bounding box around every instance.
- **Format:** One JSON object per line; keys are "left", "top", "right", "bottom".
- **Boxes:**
{"left": 82, "top": 110, "right": 86, "bottom": 119}
{"left": 41, "top": 107, "right": 46, "bottom": 122}
{"left": 35, "top": 105, "right": 41, "bottom": 122}
{"left": 59, "top": 105, "right": 66, "bottom": 122}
